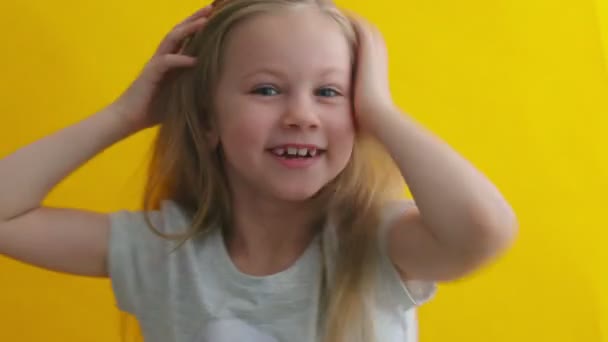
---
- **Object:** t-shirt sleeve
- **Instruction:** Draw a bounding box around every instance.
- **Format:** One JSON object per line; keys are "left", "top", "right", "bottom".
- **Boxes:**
{"left": 375, "top": 200, "right": 437, "bottom": 312}
{"left": 107, "top": 200, "right": 186, "bottom": 314}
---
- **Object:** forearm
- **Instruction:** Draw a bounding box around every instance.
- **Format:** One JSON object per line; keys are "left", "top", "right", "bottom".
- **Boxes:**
{"left": 370, "top": 108, "right": 517, "bottom": 251}
{"left": 0, "top": 106, "right": 137, "bottom": 221}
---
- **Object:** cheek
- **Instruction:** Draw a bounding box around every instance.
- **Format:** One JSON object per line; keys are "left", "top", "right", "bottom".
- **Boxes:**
{"left": 215, "top": 87, "right": 258, "bottom": 142}
{"left": 219, "top": 123, "right": 262, "bottom": 179}
{"left": 326, "top": 106, "right": 356, "bottom": 142}
{"left": 217, "top": 106, "right": 273, "bottom": 163}
{"left": 324, "top": 107, "right": 356, "bottom": 164}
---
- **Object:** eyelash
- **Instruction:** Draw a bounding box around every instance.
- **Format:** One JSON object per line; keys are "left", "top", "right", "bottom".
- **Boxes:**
{"left": 251, "top": 85, "right": 342, "bottom": 97}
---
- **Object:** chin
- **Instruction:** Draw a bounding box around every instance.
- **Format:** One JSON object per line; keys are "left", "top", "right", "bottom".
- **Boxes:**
{"left": 271, "top": 184, "right": 325, "bottom": 203}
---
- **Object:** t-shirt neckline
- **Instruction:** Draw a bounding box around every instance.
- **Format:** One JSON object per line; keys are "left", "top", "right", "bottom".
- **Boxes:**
{"left": 211, "top": 227, "right": 321, "bottom": 284}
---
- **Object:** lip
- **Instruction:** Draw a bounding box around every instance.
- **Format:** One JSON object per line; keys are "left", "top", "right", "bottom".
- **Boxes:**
{"left": 267, "top": 143, "right": 325, "bottom": 150}
{"left": 267, "top": 150, "right": 323, "bottom": 169}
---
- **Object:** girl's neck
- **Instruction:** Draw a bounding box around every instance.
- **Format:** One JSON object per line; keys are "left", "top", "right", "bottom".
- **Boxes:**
{"left": 225, "top": 193, "right": 324, "bottom": 276}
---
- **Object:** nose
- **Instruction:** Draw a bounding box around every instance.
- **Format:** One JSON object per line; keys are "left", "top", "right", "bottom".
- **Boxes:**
{"left": 281, "top": 92, "right": 320, "bottom": 130}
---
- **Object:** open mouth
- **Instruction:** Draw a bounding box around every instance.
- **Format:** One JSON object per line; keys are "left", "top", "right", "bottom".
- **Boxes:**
{"left": 267, "top": 146, "right": 326, "bottom": 159}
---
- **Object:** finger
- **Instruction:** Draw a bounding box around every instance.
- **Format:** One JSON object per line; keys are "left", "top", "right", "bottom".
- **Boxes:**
{"left": 350, "top": 14, "right": 383, "bottom": 54}
{"left": 154, "top": 4, "right": 212, "bottom": 55}
{"left": 155, "top": 16, "right": 209, "bottom": 56}
{"left": 181, "top": 5, "right": 214, "bottom": 26}
{"left": 348, "top": 16, "right": 369, "bottom": 49}
{"left": 345, "top": 11, "right": 367, "bottom": 30}
{"left": 357, "top": 18, "right": 375, "bottom": 41}
{"left": 346, "top": 13, "right": 370, "bottom": 43}
{"left": 136, "top": 54, "right": 196, "bottom": 89}
{"left": 154, "top": 54, "right": 198, "bottom": 74}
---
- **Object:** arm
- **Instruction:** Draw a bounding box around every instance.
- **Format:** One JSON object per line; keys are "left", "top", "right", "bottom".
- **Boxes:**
{"left": 372, "top": 111, "right": 517, "bottom": 282}
{"left": 350, "top": 15, "right": 517, "bottom": 282}
{"left": 0, "top": 107, "right": 136, "bottom": 277}
{"left": 0, "top": 108, "right": 135, "bottom": 222}
{"left": 0, "top": 5, "right": 212, "bottom": 277}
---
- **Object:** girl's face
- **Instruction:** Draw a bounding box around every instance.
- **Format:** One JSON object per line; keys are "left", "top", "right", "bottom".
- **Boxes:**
{"left": 214, "top": 6, "right": 355, "bottom": 202}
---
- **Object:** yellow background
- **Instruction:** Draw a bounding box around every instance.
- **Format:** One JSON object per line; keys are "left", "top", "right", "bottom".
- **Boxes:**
{"left": 0, "top": 0, "right": 606, "bottom": 341}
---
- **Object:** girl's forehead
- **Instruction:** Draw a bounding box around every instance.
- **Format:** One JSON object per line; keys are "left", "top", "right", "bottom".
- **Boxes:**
{"left": 222, "top": 8, "right": 352, "bottom": 73}
{"left": 227, "top": 6, "right": 345, "bottom": 47}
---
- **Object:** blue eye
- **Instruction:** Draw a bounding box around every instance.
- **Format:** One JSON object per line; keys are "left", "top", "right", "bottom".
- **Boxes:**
{"left": 316, "top": 88, "right": 341, "bottom": 97}
{"left": 253, "top": 86, "right": 280, "bottom": 96}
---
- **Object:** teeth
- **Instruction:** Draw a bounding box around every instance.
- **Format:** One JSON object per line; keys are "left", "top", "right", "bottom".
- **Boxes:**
{"left": 272, "top": 146, "right": 321, "bottom": 158}
{"left": 287, "top": 147, "right": 298, "bottom": 156}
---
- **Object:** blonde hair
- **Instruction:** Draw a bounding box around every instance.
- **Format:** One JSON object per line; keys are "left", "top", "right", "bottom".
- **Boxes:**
{"left": 141, "top": 0, "right": 403, "bottom": 341}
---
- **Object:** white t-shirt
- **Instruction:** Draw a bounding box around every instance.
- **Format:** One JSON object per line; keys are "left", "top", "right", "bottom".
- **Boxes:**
{"left": 108, "top": 200, "right": 436, "bottom": 342}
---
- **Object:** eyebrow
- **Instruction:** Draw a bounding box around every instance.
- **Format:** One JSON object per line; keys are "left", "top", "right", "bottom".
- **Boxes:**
{"left": 242, "top": 67, "right": 348, "bottom": 80}
{"left": 243, "top": 68, "right": 286, "bottom": 80}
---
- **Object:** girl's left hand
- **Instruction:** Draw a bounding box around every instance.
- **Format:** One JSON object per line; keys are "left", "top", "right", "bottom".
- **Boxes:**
{"left": 349, "top": 14, "right": 398, "bottom": 134}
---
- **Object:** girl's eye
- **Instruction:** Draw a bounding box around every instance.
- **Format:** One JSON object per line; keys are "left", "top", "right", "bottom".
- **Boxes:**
{"left": 252, "top": 86, "right": 280, "bottom": 96}
{"left": 316, "top": 87, "right": 341, "bottom": 97}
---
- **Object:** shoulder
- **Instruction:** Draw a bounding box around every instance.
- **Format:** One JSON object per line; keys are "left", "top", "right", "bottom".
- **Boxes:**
{"left": 375, "top": 199, "right": 437, "bottom": 308}
{"left": 107, "top": 200, "right": 206, "bottom": 314}
{"left": 109, "top": 199, "right": 193, "bottom": 237}
{"left": 379, "top": 200, "right": 417, "bottom": 231}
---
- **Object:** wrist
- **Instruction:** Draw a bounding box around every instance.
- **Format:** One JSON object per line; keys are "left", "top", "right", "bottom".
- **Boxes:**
{"left": 102, "top": 104, "right": 141, "bottom": 138}
{"left": 361, "top": 104, "right": 403, "bottom": 138}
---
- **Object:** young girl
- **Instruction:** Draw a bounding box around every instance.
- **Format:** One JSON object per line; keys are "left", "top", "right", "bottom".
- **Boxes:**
{"left": 0, "top": 0, "right": 517, "bottom": 341}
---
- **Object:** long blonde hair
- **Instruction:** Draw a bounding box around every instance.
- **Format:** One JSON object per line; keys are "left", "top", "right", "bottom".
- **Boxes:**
{"left": 141, "top": 0, "right": 403, "bottom": 341}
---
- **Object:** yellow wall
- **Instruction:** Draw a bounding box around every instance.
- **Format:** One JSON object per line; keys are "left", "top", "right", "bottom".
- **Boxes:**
{"left": 0, "top": 0, "right": 606, "bottom": 341}
{"left": 594, "top": 1, "right": 608, "bottom": 339}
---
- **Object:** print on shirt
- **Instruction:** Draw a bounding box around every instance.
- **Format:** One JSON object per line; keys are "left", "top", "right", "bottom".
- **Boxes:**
{"left": 197, "top": 318, "right": 279, "bottom": 342}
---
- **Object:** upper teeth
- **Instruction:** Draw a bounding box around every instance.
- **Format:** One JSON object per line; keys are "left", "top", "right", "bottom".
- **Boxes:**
{"left": 273, "top": 147, "right": 318, "bottom": 157}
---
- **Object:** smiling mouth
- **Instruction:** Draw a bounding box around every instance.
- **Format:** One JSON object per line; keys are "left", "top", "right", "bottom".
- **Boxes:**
{"left": 267, "top": 146, "right": 327, "bottom": 159}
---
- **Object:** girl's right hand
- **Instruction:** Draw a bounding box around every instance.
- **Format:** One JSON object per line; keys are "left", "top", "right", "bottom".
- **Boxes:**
{"left": 111, "top": 5, "right": 213, "bottom": 132}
